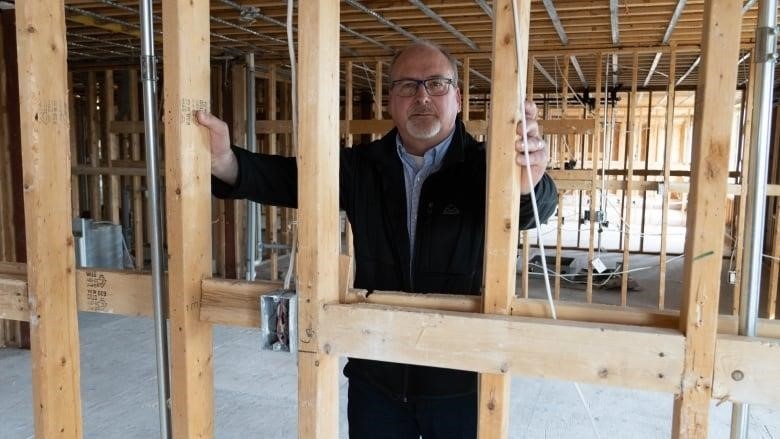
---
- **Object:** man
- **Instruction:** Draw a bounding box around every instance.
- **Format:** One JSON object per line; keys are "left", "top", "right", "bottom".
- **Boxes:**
{"left": 199, "top": 41, "right": 557, "bottom": 438}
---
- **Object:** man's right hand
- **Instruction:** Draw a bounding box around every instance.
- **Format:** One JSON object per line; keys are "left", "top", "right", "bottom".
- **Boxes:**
{"left": 196, "top": 110, "right": 239, "bottom": 186}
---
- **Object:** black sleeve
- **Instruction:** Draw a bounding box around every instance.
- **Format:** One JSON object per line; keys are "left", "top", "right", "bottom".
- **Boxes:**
{"left": 518, "top": 173, "right": 558, "bottom": 230}
{"left": 211, "top": 145, "right": 356, "bottom": 211}
{"left": 211, "top": 145, "right": 298, "bottom": 208}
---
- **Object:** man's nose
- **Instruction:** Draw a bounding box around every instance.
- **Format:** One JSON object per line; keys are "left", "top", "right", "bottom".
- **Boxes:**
{"left": 414, "top": 83, "right": 431, "bottom": 102}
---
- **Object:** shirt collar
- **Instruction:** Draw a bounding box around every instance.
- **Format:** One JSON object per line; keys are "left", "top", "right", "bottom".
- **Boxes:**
{"left": 395, "top": 129, "right": 455, "bottom": 171}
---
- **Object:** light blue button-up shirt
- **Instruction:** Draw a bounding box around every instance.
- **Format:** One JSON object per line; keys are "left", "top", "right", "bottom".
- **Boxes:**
{"left": 395, "top": 130, "right": 455, "bottom": 256}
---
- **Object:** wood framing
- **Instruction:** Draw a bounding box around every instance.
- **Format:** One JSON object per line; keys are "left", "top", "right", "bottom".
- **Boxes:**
{"left": 105, "top": 69, "right": 120, "bottom": 224}
{"left": 231, "top": 63, "right": 248, "bottom": 280}
{"left": 586, "top": 52, "right": 603, "bottom": 303}
{"left": 479, "top": 0, "right": 530, "bottom": 436}
{"left": 3, "top": 2, "right": 780, "bottom": 438}
{"left": 672, "top": 1, "right": 743, "bottom": 437}
{"left": 87, "top": 71, "right": 101, "bottom": 220}
{"left": 621, "top": 52, "right": 639, "bottom": 304}
{"left": 15, "top": 0, "right": 83, "bottom": 436}
{"left": 161, "top": 1, "right": 214, "bottom": 437}
{"left": 659, "top": 47, "right": 677, "bottom": 310}
{"left": 296, "top": 1, "right": 341, "bottom": 438}
{"left": 266, "top": 64, "right": 279, "bottom": 281}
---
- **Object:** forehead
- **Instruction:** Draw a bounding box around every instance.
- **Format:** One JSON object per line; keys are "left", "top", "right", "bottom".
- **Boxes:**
{"left": 391, "top": 46, "right": 454, "bottom": 80}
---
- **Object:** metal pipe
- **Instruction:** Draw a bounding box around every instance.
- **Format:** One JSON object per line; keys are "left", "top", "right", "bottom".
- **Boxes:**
{"left": 138, "top": 0, "right": 170, "bottom": 437}
{"left": 731, "top": 0, "right": 776, "bottom": 437}
{"left": 246, "top": 53, "right": 259, "bottom": 280}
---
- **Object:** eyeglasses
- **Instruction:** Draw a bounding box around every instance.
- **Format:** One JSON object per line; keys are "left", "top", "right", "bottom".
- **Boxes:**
{"left": 391, "top": 78, "right": 454, "bottom": 97}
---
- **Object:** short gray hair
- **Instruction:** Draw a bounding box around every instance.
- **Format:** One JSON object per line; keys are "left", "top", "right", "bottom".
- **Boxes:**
{"left": 388, "top": 41, "right": 459, "bottom": 85}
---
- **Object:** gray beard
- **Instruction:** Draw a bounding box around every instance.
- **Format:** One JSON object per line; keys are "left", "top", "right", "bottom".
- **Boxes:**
{"left": 406, "top": 117, "right": 441, "bottom": 140}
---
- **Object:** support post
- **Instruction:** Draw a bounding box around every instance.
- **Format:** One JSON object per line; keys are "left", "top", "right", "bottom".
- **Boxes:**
{"left": 621, "top": 52, "right": 639, "bottom": 304}
{"left": 161, "top": 0, "right": 214, "bottom": 437}
{"left": 479, "top": 0, "right": 530, "bottom": 437}
{"left": 15, "top": 0, "right": 83, "bottom": 436}
{"left": 672, "top": 1, "right": 743, "bottom": 437}
{"left": 659, "top": 47, "right": 677, "bottom": 310}
{"left": 297, "top": 1, "right": 341, "bottom": 438}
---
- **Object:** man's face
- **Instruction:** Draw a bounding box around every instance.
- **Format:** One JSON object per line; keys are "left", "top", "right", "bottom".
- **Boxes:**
{"left": 388, "top": 45, "right": 462, "bottom": 153}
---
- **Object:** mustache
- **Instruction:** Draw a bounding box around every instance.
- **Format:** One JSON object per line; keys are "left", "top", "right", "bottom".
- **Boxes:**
{"left": 408, "top": 104, "right": 437, "bottom": 116}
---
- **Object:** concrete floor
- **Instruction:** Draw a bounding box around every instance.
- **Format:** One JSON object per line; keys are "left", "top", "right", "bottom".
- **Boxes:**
{"left": 1, "top": 309, "right": 779, "bottom": 439}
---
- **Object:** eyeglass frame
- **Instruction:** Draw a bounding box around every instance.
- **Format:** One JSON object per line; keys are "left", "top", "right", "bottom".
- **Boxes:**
{"left": 390, "top": 77, "right": 456, "bottom": 97}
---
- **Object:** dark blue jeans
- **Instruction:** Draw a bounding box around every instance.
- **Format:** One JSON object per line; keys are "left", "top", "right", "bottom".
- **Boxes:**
{"left": 347, "top": 378, "right": 477, "bottom": 439}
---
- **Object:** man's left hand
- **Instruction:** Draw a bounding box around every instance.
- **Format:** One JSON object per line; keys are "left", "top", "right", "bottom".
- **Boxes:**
{"left": 516, "top": 101, "right": 549, "bottom": 194}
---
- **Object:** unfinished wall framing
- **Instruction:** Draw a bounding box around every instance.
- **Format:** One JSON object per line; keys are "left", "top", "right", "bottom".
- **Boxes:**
{"left": 1, "top": 1, "right": 780, "bottom": 438}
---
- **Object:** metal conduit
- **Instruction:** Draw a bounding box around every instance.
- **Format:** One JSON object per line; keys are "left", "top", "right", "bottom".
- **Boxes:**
{"left": 246, "top": 53, "right": 259, "bottom": 280}
{"left": 139, "top": 0, "right": 171, "bottom": 437}
{"left": 730, "top": 0, "right": 776, "bottom": 437}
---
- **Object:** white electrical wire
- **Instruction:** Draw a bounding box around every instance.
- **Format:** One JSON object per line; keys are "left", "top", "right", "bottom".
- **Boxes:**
{"left": 283, "top": 0, "right": 297, "bottom": 291}
{"left": 511, "top": 1, "right": 601, "bottom": 437}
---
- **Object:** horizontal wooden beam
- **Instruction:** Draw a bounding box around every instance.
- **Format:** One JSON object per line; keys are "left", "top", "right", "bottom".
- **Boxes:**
{"left": 540, "top": 118, "right": 598, "bottom": 135}
{"left": 713, "top": 334, "right": 780, "bottom": 406}
{"left": 3, "top": 272, "right": 780, "bottom": 339}
{"left": 200, "top": 278, "right": 283, "bottom": 327}
{"left": 318, "top": 303, "right": 686, "bottom": 394}
{"left": 71, "top": 165, "right": 149, "bottom": 177}
{"left": 1, "top": 268, "right": 154, "bottom": 320}
{"left": 0, "top": 261, "right": 26, "bottom": 276}
{"left": 2, "top": 271, "right": 778, "bottom": 405}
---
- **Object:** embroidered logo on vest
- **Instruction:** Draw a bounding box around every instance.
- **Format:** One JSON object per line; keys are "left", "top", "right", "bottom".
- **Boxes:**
{"left": 442, "top": 204, "right": 460, "bottom": 215}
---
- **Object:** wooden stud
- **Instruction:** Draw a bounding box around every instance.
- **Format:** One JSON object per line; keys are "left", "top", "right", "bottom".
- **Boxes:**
{"left": 87, "top": 71, "right": 101, "bottom": 220}
{"left": 768, "top": 110, "right": 780, "bottom": 319}
{"left": 105, "top": 70, "right": 120, "bottom": 224}
{"left": 659, "top": 48, "right": 677, "bottom": 310}
{"left": 343, "top": 61, "right": 355, "bottom": 277}
{"left": 161, "top": 1, "right": 214, "bottom": 437}
{"left": 231, "top": 63, "right": 247, "bottom": 279}
{"left": 210, "top": 65, "right": 226, "bottom": 277}
{"left": 479, "top": 1, "right": 530, "bottom": 437}
{"left": 372, "top": 60, "right": 383, "bottom": 141}
{"left": 1, "top": 9, "right": 26, "bottom": 348}
{"left": 553, "top": 55, "right": 570, "bottom": 300}
{"left": 0, "top": 13, "right": 11, "bottom": 345}
{"left": 639, "top": 90, "right": 652, "bottom": 253}
{"left": 0, "top": 16, "right": 12, "bottom": 263}
{"left": 296, "top": 2, "right": 341, "bottom": 438}
{"left": 15, "top": 0, "right": 83, "bottom": 436}
{"left": 620, "top": 53, "right": 639, "bottom": 305}
{"left": 587, "top": 52, "right": 603, "bottom": 303}
{"left": 672, "top": 2, "right": 743, "bottom": 437}
{"left": 68, "top": 72, "right": 80, "bottom": 218}
{"left": 267, "top": 64, "right": 279, "bottom": 281}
